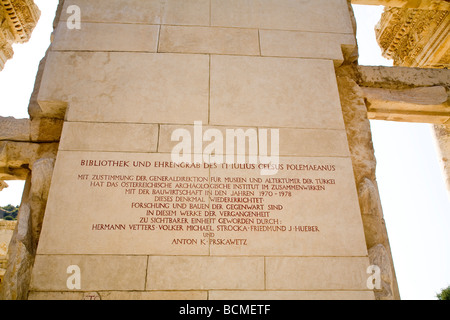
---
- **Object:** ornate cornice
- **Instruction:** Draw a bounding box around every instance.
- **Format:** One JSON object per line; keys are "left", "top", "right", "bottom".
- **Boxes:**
{"left": 375, "top": 6, "right": 450, "bottom": 68}
{"left": 352, "top": 0, "right": 450, "bottom": 10}
{"left": 0, "top": 0, "right": 40, "bottom": 70}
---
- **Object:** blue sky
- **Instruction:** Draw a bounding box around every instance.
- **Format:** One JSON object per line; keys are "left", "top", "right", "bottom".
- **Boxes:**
{"left": 0, "top": 0, "right": 449, "bottom": 300}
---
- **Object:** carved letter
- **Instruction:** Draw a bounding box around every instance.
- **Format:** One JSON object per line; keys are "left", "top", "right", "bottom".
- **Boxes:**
{"left": 66, "top": 5, "right": 82, "bottom": 30}
{"left": 66, "top": 265, "right": 81, "bottom": 290}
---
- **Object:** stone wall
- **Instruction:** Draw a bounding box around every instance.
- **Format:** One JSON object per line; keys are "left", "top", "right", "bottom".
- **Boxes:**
{"left": 1, "top": 0, "right": 448, "bottom": 300}
{"left": 0, "top": 0, "right": 401, "bottom": 301}
{"left": 25, "top": 0, "right": 381, "bottom": 300}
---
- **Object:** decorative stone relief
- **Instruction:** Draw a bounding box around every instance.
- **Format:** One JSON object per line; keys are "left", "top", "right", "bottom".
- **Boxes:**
{"left": 376, "top": 6, "right": 449, "bottom": 68}
{"left": 0, "top": 0, "right": 40, "bottom": 70}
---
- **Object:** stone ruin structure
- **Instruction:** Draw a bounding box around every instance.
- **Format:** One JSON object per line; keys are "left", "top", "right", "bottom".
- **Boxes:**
{"left": 0, "top": 0, "right": 448, "bottom": 300}
{"left": 366, "top": 0, "right": 450, "bottom": 193}
{"left": 0, "top": 0, "right": 40, "bottom": 70}
{"left": 0, "top": 220, "right": 16, "bottom": 286}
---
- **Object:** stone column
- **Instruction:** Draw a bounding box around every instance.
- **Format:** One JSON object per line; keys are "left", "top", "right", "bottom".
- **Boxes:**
{"left": 336, "top": 65, "right": 400, "bottom": 300}
{"left": 337, "top": 3, "right": 400, "bottom": 300}
{"left": 433, "top": 125, "right": 450, "bottom": 193}
{"left": 0, "top": 158, "right": 55, "bottom": 300}
{"left": 0, "top": 119, "right": 60, "bottom": 301}
{"left": 0, "top": 181, "right": 8, "bottom": 191}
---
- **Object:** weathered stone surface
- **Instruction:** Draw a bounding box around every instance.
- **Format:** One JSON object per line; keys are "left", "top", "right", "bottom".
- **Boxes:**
{"left": 364, "top": 86, "right": 448, "bottom": 106}
{"left": 0, "top": 142, "right": 35, "bottom": 180}
{"left": 1, "top": 157, "right": 56, "bottom": 300}
{"left": 210, "top": 55, "right": 345, "bottom": 129}
{"left": 0, "top": 117, "right": 30, "bottom": 141}
{"left": 260, "top": 30, "right": 356, "bottom": 67}
{"left": 363, "top": 86, "right": 450, "bottom": 124}
{"left": 61, "top": 0, "right": 210, "bottom": 26}
{"left": 158, "top": 124, "right": 351, "bottom": 157}
{"left": 266, "top": 257, "right": 372, "bottom": 291}
{"left": 28, "top": 290, "right": 208, "bottom": 300}
{"left": 52, "top": 22, "right": 160, "bottom": 52}
{"left": 0, "top": 142, "right": 37, "bottom": 168}
{"left": 357, "top": 65, "right": 450, "bottom": 89}
{"left": 37, "top": 52, "right": 210, "bottom": 124}
{"left": 0, "top": 221, "right": 16, "bottom": 288}
{"left": 368, "top": 244, "right": 395, "bottom": 300}
{"left": 0, "top": 168, "right": 28, "bottom": 182}
{"left": 211, "top": 0, "right": 354, "bottom": 34}
{"left": 59, "top": 122, "right": 159, "bottom": 153}
{"left": 29, "top": 158, "right": 55, "bottom": 245}
{"left": 336, "top": 65, "right": 400, "bottom": 300}
{"left": 159, "top": 26, "right": 260, "bottom": 56}
{"left": 146, "top": 256, "right": 265, "bottom": 291}
{"left": 28, "top": 291, "right": 84, "bottom": 300}
{"left": 30, "top": 254, "right": 147, "bottom": 291}
{"left": 336, "top": 72, "right": 377, "bottom": 183}
{"left": 30, "top": 118, "right": 64, "bottom": 143}
{"left": 356, "top": 66, "right": 450, "bottom": 124}
{"left": 358, "top": 178, "right": 383, "bottom": 217}
{"left": 0, "top": 179, "right": 32, "bottom": 300}
{"left": 0, "top": 142, "right": 58, "bottom": 173}
{"left": 209, "top": 290, "right": 375, "bottom": 300}
{"left": 98, "top": 291, "right": 207, "bottom": 300}
{"left": 356, "top": 64, "right": 450, "bottom": 193}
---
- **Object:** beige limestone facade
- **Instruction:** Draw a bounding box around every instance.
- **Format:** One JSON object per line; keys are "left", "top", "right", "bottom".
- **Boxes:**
{"left": 24, "top": 0, "right": 377, "bottom": 300}
{"left": 0, "top": 0, "right": 448, "bottom": 300}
